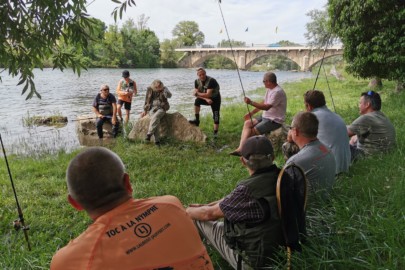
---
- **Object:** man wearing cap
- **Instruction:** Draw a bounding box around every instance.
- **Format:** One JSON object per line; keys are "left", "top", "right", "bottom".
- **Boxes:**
{"left": 92, "top": 84, "right": 119, "bottom": 139}
{"left": 230, "top": 72, "right": 287, "bottom": 156}
{"left": 116, "top": 70, "right": 137, "bottom": 124}
{"left": 51, "top": 147, "right": 214, "bottom": 270}
{"left": 285, "top": 111, "right": 336, "bottom": 200}
{"left": 189, "top": 67, "right": 221, "bottom": 138}
{"left": 347, "top": 90, "right": 396, "bottom": 161}
{"left": 187, "top": 135, "right": 284, "bottom": 269}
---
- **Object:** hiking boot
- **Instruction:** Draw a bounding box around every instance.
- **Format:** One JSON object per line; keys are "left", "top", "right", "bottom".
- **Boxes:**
{"left": 145, "top": 134, "right": 152, "bottom": 141}
{"left": 188, "top": 119, "right": 200, "bottom": 126}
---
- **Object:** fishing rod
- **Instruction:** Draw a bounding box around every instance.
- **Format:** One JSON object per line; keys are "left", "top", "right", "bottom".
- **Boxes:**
{"left": 217, "top": 0, "right": 253, "bottom": 124}
{"left": 0, "top": 133, "right": 31, "bottom": 251}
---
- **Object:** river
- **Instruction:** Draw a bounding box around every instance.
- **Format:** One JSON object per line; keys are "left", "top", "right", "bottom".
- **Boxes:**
{"left": 0, "top": 68, "right": 312, "bottom": 155}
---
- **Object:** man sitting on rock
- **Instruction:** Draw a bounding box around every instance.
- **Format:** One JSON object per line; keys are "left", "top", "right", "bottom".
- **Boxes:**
{"left": 347, "top": 90, "right": 396, "bottom": 161}
{"left": 141, "top": 79, "right": 172, "bottom": 146}
{"left": 230, "top": 72, "right": 287, "bottom": 156}
{"left": 92, "top": 84, "right": 119, "bottom": 139}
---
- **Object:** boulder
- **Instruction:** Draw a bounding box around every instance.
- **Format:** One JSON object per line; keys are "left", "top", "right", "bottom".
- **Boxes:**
{"left": 128, "top": 112, "right": 206, "bottom": 143}
{"left": 75, "top": 115, "right": 116, "bottom": 146}
{"left": 266, "top": 124, "right": 289, "bottom": 152}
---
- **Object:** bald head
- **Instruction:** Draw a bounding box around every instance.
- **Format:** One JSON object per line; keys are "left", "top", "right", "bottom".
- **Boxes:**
{"left": 67, "top": 147, "right": 128, "bottom": 213}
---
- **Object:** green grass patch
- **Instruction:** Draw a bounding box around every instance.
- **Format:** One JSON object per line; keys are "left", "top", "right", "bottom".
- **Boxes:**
{"left": 1, "top": 73, "right": 404, "bottom": 269}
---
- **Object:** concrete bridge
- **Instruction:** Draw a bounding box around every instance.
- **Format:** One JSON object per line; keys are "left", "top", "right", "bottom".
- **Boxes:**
{"left": 175, "top": 45, "right": 343, "bottom": 71}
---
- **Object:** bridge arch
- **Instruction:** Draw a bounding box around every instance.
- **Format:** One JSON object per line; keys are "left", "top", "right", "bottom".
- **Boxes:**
{"left": 244, "top": 52, "right": 300, "bottom": 70}
{"left": 306, "top": 53, "right": 344, "bottom": 71}
{"left": 187, "top": 53, "right": 235, "bottom": 68}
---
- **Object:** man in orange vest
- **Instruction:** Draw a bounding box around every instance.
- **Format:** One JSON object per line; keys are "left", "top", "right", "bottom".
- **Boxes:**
{"left": 51, "top": 147, "right": 214, "bottom": 270}
{"left": 116, "top": 70, "right": 137, "bottom": 124}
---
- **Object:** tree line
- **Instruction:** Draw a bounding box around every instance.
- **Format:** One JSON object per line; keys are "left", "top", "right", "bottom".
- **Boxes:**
{"left": 2, "top": 0, "right": 403, "bottom": 99}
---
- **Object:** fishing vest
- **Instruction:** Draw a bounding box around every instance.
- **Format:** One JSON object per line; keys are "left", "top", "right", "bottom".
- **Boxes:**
{"left": 223, "top": 165, "right": 284, "bottom": 268}
{"left": 143, "top": 87, "right": 170, "bottom": 112}
{"left": 97, "top": 94, "right": 113, "bottom": 116}
{"left": 196, "top": 76, "right": 220, "bottom": 98}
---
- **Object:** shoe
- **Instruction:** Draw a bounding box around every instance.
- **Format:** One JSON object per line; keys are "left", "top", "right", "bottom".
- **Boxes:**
{"left": 155, "top": 141, "right": 161, "bottom": 147}
{"left": 229, "top": 150, "right": 242, "bottom": 157}
{"left": 213, "top": 131, "right": 218, "bottom": 140}
{"left": 145, "top": 134, "right": 152, "bottom": 141}
{"left": 188, "top": 119, "right": 200, "bottom": 126}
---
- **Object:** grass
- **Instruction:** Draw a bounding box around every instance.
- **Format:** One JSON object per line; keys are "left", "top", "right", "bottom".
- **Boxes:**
{"left": 0, "top": 71, "right": 404, "bottom": 269}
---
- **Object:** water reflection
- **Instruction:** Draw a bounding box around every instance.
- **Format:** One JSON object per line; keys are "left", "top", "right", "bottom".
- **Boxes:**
{"left": 0, "top": 68, "right": 312, "bottom": 155}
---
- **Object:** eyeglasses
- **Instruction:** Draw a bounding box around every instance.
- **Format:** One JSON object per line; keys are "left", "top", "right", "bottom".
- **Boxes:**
{"left": 101, "top": 88, "right": 109, "bottom": 91}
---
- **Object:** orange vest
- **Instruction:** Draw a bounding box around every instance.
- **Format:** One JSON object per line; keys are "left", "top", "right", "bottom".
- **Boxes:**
{"left": 51, "top": 196, "right": 213, "bottom": 270}
{"left": 116, "top": 78, "right": 135, "bottom": 103}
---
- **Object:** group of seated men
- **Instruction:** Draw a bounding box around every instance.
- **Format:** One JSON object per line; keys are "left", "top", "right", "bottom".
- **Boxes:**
{"left": 51, "top": 72, "right": 396, "bottom": 269}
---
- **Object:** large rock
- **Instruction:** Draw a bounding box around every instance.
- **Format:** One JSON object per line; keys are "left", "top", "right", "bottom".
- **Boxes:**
{"left": 128, "top": 112, "right": 206, "bottom": 143}
{"left": 266, "top": 124, "right": 289, "bottom": 152}
{"left": 75, "top": 115, "right": 116, "bottom": 146}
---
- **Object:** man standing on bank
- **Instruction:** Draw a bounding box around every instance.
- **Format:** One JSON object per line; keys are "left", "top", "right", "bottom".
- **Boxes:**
{"left": 92, "top": 84, "right": 119, "bottom": 139}
{"left": 189, "top": 67, "right": 221, "bottom": 138}
{"left": 116, "top": 70, "right": 137, "bottom": 124}
{"left": 230, "top": 72, "right": 287, "bottom": 156}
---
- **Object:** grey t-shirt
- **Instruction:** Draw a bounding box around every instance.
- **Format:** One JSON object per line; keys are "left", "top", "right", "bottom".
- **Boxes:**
{"left": 348, "top": 111, "right": 396, "bottom": 156}
{"left": 312, "top": 106, "right": 351, "bottom": 174}
{"left": 286, "top": 140, "right": 336, "bottom": 200}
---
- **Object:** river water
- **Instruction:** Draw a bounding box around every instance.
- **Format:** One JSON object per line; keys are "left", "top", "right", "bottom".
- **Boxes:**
{"left": 0, "top": 68, "right": 312, "bottom": 155}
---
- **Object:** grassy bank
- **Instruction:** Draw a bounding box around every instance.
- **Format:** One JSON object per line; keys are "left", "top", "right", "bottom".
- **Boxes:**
{"left": 1, "top": 72, "right": 404, "bottom": 269}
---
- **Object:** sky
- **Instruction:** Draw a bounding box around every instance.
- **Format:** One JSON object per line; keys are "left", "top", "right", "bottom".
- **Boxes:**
{"left": 86, "top": 0, "right": 328, "bottom": 46}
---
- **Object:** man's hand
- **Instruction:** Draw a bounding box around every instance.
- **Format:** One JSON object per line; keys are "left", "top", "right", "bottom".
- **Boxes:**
{"left": 244, "top": 96, "right": 252, "bottom": 105}
{"left": 244, "top": 112, "right": 252, "bottom": 121}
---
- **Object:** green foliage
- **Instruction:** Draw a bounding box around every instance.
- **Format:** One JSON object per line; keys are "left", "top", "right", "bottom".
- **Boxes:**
{"left": 160, "top": 39, "right": 181, "bottom": 68}
{"left": 305, "top": 8, "right": 339, "bottom": 47}
{"left": 329, "top": 0, "right": 405, "bottom": 84}
{"left": 217, "top": 39, "right": 246, "bottom": 47}
{"left": 1, "top": 73, "right": 404, "bottom": 269}
{"left": 0, "top": 0, "right": 95, "bottom": 99}
{"left": 172, "top": 21, "right": 205, "bottom": 47}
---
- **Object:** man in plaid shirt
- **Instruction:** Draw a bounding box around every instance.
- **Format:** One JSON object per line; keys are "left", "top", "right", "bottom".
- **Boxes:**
{"left": 187, "top": 136, "right": 283, "bottom": 269}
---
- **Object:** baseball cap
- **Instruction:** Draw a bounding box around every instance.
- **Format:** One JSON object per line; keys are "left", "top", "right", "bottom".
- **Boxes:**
{"left": 122, "top": 70, "right": 130, "bottom": 78}
{"left": 240, "top": 135, "right": 274, "bottom": 160}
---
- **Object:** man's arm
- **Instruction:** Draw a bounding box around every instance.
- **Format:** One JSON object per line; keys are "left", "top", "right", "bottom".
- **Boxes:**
{"left": 112, "top": 103, "right": 117, "bottom": 124}
{"left": 347, "top": 126, "right": 355, "bottom": 137}
{"left": 186, "top": 200, "right": 224, "bottom": 221}
{"left": 244, "top": 97, "right": 271, "bottom": 110}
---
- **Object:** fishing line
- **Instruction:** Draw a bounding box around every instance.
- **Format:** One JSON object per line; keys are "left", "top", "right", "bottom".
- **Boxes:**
{"left": 217, "top": 1, "right": 253, "bottom": 123}
{"left": 323, "top": 64, "right": 336, "bottom": 112}
{"left": 0, "top": 133, "right": 31, "bottom": 251}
